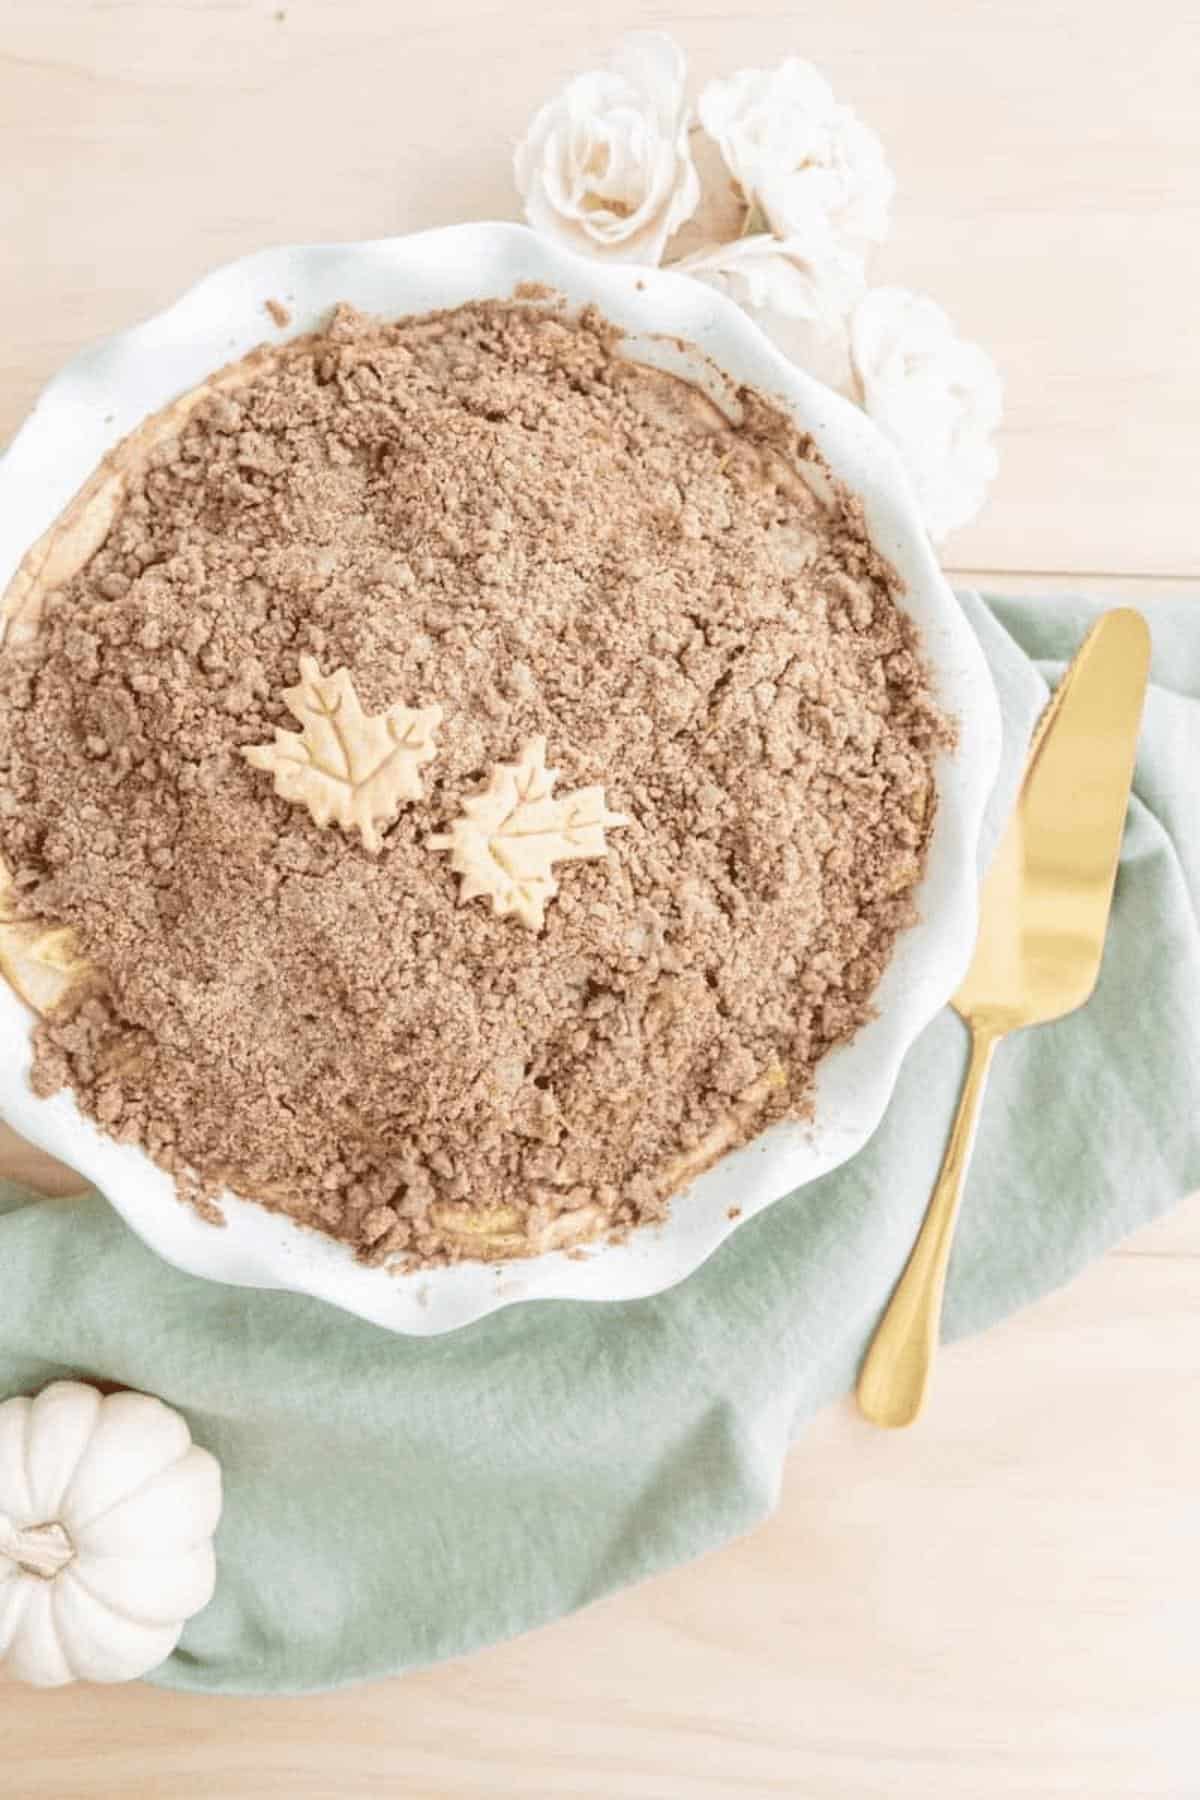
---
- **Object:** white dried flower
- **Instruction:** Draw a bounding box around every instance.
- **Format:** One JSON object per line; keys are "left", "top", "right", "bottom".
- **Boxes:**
{"left": 698, "top": 58, "right": 893, "bottom": 254}
{"left": 672, "top": 230, "right": 865, "bottom": 336}
{"left": 514, "top": 32, "right": 700, "bottom": 266}
{"left": 850, "top": 286, "right": 1003, "bottom": 541}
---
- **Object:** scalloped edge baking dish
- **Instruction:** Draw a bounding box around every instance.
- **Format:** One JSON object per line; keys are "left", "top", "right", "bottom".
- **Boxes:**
{"left": 0, "top": 222, "right": 1001, "bottom": 1334}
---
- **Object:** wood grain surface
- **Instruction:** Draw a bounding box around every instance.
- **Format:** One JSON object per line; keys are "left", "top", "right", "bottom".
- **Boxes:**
{"left": 2, "top": 1, "right": 1198, "bottom": 1794}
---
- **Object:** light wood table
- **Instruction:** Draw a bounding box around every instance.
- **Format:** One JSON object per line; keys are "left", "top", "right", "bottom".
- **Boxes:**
{"left": 2, "top": 3, "right": 1197, "bottom": 1794}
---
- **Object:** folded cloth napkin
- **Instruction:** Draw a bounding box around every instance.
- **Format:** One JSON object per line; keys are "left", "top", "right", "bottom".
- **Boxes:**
{"left": 1, "top": 592, "right": 1197, "bottom": 1697}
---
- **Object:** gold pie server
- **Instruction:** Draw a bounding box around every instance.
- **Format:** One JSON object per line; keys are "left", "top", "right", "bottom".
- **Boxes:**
{"left": 857, "top": 608, "right": 1152, "bottom": 1428}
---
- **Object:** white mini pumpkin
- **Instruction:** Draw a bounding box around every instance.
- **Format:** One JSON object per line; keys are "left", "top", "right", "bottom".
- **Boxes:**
{"left": 0, "top": 1380, "right": 222, "bottom": 1686}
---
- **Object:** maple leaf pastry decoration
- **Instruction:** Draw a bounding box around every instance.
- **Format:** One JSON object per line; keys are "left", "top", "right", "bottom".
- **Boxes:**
{"left": 430, "top": 737, "right": 629, "bottom": 932}
{"left": 243, "top": 657, "right": 442, "bottom": 852}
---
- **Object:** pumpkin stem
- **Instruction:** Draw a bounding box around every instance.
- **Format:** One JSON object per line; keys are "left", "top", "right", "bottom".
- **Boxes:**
{"left": 0, "top": 1513, "right": 76, "bottom": 1580}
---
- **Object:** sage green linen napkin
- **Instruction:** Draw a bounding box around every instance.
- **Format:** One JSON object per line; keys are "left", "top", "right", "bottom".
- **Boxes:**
{"left": 1, "top": 592, "right": 1196, "bottom": 1696}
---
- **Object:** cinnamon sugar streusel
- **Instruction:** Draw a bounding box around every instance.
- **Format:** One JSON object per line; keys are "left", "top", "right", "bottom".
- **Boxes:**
{"left": 0, "top": 299, "right": 953, "bottom": 1265}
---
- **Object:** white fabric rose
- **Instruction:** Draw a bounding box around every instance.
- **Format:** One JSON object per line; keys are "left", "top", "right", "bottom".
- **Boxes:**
{"left": 850, "top": 286, "right": 1003, "bottom": 542}
{"left": 514, "top": 32, "right": 700, "bottom": 266}
{"left": 698, "top": 59, "right": 893, "bottom": 255}
{"left": 672, "top": 230, "right": 865, "bottom": 338}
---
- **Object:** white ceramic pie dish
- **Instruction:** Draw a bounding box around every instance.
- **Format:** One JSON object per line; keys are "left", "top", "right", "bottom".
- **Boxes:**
{"left": 0, "top": 222, "right": 1001, "bottom": 1334}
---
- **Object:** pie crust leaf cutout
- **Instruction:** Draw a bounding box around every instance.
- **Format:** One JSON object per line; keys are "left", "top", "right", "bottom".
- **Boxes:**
{"left": 430, "top": 737, "right": 629, "bottom": 932}
{"left": 243, "top": 657, "right": 442, "bottom": 853}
